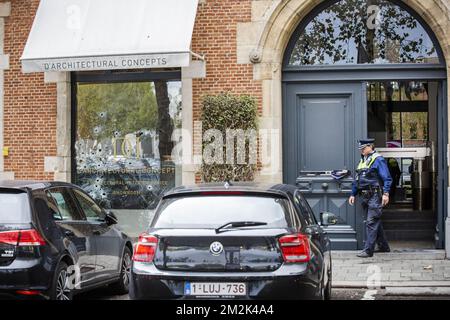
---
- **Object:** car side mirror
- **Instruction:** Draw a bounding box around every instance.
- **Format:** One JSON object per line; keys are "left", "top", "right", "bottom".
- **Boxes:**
{"left": 320, "top": 212, "right": 338, "bottom": 226}
{"left": 105, "top": 211, "right": 118, "bottom": 225}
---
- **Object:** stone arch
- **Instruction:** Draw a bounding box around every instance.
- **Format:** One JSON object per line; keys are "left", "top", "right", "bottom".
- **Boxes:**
{"left": 252, "top": 0, "right": 449, "bottom": 183}
{"left": 256, "top": 0, "right": 449, "bottom": 72}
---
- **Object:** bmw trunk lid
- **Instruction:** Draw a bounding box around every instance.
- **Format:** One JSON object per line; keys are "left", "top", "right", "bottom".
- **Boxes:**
{"left": 152, "top": 228, "right": 289, "bottom": 272}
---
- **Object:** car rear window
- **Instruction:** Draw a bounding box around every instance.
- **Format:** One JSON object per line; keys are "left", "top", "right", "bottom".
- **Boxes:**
{"left": 152, "top": 195, "right": 293, "bottom": 229}
{"left": 0, "top": 192, "right": 31, "bottom": 224}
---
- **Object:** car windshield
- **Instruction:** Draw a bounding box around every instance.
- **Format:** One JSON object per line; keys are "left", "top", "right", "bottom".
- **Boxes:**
{"left": 152, "top": 195, "right": 293, "bottom": 229}
{"left": 0, "top": 193, "right": 31, "bottom": 224}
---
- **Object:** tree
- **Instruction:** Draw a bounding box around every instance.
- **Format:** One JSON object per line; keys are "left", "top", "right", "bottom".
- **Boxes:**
{"left": 289, "top": 0, "right": 436, "bottom": 65}
{"left": 77, "top": 82, "right": 158, "bottom": 142}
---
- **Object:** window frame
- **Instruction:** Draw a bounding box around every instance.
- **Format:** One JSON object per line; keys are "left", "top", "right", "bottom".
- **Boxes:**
{"left": 293, "top": 190, "right": 318, "bottom": 226}
{"left": 151, "top": 194, "right": 298, "bottom": 229}
{"left": 282, "top": 0, "right": 446, "bottom": 70}
{"left": 70, "top": 69, "right": 182, "bottom": 209}
{"left": 45, "top": 187, "right": 85, "bottom": 222}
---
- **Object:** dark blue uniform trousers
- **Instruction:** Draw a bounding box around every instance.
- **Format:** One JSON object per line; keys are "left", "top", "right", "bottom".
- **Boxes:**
{"left": 361, "top": 193, "right": 390, "bottom": 254}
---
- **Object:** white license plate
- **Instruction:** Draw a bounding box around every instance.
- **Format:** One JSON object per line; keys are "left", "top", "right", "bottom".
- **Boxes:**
{"left": 184, "top": 282, "right": 247, "bottom": 296}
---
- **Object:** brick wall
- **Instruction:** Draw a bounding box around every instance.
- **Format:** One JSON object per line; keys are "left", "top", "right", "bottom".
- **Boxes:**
{"left": 191, "top": 0, "right": 263, "bottom": 182}
{"left": 3, "top": 0, "right": 56, "bottom": 180}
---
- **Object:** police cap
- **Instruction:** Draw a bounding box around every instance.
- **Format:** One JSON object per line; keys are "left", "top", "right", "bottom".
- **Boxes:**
{"left": 358, "top": 138, "right": 375, "bottom": 150}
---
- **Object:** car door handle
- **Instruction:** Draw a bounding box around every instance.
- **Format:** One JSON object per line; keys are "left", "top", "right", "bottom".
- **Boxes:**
{"left": 64, "top": 230, "right": 75, "bottom": 237}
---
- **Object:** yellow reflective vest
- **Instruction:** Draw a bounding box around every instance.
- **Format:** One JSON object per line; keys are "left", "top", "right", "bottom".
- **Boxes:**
{"left": 357, "top": 153, "right": 381, "bottom": 170}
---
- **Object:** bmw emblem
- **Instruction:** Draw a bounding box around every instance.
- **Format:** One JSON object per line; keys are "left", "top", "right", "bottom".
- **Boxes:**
{"left": 209, "top": 241, "right": 224, "bottom": 256}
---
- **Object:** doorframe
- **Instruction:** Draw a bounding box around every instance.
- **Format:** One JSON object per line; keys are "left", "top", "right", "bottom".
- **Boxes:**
{"left": 437, "top": 80, "right": 448, "bottom": 249}
{"left": 282, "top": 74, "right": 447, "bottom": 248}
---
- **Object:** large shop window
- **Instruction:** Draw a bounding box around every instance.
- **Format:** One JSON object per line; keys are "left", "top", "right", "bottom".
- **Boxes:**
{"left": 74, "top": 78, "right": 182, "bottom": 235}
{"left": 287, "top": 0, "right": 440, "bottom": 66}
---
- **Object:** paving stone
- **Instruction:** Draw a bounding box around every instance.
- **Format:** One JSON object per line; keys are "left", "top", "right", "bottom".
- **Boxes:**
{"left": 401, "top": 272, "right": 422, "bottom": 277}
{"left": 333, "top": 251, "right": 450, "bottom": 285}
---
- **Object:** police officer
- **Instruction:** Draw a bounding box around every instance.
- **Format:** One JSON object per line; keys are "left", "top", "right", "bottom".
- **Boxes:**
{"left": 348, "top": 139, "right": 392, "bottom": 258}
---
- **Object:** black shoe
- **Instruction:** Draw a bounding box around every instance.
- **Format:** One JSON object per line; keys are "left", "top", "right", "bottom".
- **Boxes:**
{"left": 356, "top": 251, "right": 373, "bottom": 258}
{"left": 375, "top": 247, "right": 390, "bottom": 253}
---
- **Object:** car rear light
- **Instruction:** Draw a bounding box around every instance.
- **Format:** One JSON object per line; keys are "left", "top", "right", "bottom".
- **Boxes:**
{"left": 18, "top": 229, "right": 46, "bottom": 246}
{"left": 279, "top": 233, "right": 311, "bottom": 263}
{"left": 133, "top": 233, "right": 158, "bottom": 263}
{"left": 0, "top": 229, "right": 46, "bottom": 246}
{"left": 16, "top": 290, "right": 41, "bottom": 296}
{"left": 0, "top": 230, "right": 20, "bottom": 246}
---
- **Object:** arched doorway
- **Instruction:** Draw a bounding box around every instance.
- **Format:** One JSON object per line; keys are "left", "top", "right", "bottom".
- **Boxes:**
{"left": 281, "top": 0, "right": 447, "bottom": 250}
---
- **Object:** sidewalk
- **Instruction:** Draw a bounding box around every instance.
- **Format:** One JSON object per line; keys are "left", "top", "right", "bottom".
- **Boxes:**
{"left": 332, "top": 249, "right": 450, "bottom": 288}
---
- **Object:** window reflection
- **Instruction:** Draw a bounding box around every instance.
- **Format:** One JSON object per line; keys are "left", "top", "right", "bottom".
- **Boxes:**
{"left": 288, "top": 0, "right": 439, "bottom": 65}
{"left": 366, "top": 81, "right": 438, "bottom": 208}
{"left": 367, "top": 81, "right": 430, "bottom": 147}
{"left": 75, "top": 81, "right": 182, "bottom": 211}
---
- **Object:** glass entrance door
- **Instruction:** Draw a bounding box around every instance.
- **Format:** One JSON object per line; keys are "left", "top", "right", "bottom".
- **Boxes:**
{"left": 366, "top": 80, "right": 439, "bottom": 248}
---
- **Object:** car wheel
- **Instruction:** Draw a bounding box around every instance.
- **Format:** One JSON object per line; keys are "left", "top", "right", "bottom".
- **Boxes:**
{"left": 109, "top": 247, "right": 132, "bottom": 295}
{"left": 50, "top": 261, "right": 74, "bottom": 300}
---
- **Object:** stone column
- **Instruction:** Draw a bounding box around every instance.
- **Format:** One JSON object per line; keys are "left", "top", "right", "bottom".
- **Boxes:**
{"left": 236, "top": 0, "right": 285, "bottom": 184}
{"left": 44, "top": 72, "right": 71, "bottom": 182}
{"left": 447, "top": 66, "right": 450, "bottom": 259}
{"left": 446, "top": 184, "right": 450, "bottom": 258}
{"left": 181, "top": 59, "right": 206, "bottom": 185}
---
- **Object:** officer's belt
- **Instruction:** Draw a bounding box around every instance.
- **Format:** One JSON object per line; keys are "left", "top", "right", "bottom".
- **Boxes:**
{"left": 358, "top": 186, "right": 381, "bottom": 197}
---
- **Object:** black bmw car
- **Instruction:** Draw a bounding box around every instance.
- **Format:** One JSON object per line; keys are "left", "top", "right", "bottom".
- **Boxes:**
{"left": 130, "top": 183, "right": 337, "bottom": 300}
{"left": 0, "top": 181, "right": 133, "bottom": 300}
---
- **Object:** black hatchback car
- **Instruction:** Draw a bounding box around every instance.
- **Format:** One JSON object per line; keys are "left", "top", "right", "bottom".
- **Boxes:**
{"left": 130, "top": 183, "right": 337, "bottom": 300}
{"left": 0, "top": 181, "right": 133, "bottom": 300}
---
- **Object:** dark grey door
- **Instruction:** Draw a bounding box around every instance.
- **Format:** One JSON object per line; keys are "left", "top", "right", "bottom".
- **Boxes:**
{"left": 283, "top": 82, "right": 366, "bottom": 249}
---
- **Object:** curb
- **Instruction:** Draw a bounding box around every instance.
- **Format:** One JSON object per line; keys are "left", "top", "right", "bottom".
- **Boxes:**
{"left": 333, "top": 281, "right": 450, "bottom": 288}
{"left": 385, "top": 287, "right": 450, "bottom": 296}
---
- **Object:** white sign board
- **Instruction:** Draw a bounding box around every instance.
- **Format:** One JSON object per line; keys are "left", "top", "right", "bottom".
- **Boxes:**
{"left": 22, "top": 53, "right": 190, "bottom": 73}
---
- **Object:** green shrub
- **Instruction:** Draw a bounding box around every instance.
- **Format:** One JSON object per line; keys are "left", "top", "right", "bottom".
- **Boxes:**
{"left": 200, "top": 93, "right": 258, "bottom": 182}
